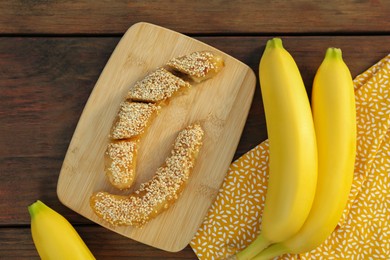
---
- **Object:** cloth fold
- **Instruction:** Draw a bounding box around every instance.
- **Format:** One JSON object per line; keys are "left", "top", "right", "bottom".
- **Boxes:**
{"left": 190, "top": 54, "right": 390, "bottom": 259}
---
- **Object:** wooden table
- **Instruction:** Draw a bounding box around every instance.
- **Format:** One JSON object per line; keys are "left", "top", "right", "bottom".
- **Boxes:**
{"left": 1, "top": 1, "right": 389, "bottom": 259}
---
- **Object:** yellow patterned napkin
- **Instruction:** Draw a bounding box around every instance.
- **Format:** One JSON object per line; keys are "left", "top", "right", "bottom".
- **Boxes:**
{"left": 191, "top": 54, "right": 390, "bottom": 259}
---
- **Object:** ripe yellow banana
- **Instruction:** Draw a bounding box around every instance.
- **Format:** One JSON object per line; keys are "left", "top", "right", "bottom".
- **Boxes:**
{"left": 28, "top": 200, "right": 95, "bottom": 260}
{"left": 253, "top": 48, "right": 356, "bottom": 259}
{"left": 236, "top": 38, "right": 318, "bottom": 260}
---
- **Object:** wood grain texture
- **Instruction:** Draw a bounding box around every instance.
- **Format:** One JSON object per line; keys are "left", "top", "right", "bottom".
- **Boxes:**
{"left": 0, "top": 37, "right": 119, "bottom": 158}
{"left": 1, "top": 1, "right": 390, "bottom": 34}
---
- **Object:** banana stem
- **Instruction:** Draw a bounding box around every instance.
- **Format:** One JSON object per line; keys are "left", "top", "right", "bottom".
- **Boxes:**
{"left": 28, "top": 200, "right": 44, "bottom": 219}
{"left": 252, "top": 243, "right": 288, "bottom": 260}
{"left": 265, "top": 38, "right": 283, "bottom": 50}
{"left": 325, "top": 47, "right": 342, "bottom": 60}
{"left": 235, "top": 234, "right": 271, "bottom": 260}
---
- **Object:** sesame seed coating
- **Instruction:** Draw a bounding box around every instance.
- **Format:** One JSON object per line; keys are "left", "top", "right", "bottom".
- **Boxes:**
{"left": 105, "top": 140, "right": 138, "bottom": 190}
{"left": 91, "top": 124, "right": 204, "bottom": 227}
{"left": 126, "top": 68, "right": 191, "bottom": 103}
{"left": 167, "top": 51, "right": 224, "bottom": 83}
{"left": 110, "top": 101, "right": 160, "bottom": 140}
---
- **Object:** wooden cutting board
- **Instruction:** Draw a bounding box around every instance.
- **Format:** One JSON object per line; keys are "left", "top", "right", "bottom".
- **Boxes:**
{"left": 57, "top": 22, "right": 256, "bottom": 252}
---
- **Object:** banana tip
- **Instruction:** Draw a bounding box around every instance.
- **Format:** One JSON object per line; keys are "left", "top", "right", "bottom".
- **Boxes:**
{"left": 28, "top": 200, "right": 45, "bottom": 218}
{"left": 325, "top": 47, "right": 342, "bottom": 59}
{"left": 266, "top": 38, "right": 283, "bottom": 50}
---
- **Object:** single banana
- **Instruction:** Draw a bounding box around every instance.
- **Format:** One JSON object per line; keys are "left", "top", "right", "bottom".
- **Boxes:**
{"left": 253, "top": 48, "right": 356, "bottom": 259}
{"left": 235, "top": 38, "right": 318, "bottom": 259}
{"left": 28, "top": 200, "right": 95, "bottom": 260}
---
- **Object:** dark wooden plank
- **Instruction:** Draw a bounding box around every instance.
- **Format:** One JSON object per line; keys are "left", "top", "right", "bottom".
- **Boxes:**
{"left": 1, "top": 36, "right": 390, "bottom": 227}
{"left": 1, "top": 1, "right": 390, "bottom": 34}
{"left": 0, "top": 37, "right": 119, "bottom": 158}
{"left": 0, "top": 157, "right": 89, "bottom": 225}
{"left": 0, "top": 226, "right": 197, "bottom": 259}
{"left": 0, "top": 227, "right": 39, "bottom": 259}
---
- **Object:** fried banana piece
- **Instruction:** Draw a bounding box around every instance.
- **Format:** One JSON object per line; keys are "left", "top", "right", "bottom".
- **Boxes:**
{"left": 166, "top": 51, "right": 224, "bottom": 83}
{"left": 91, "top": 124, "right": 204, "bottom": 227}
{"left": 126, "top": 68, "right": 191, "bottom": 103}
{"left": 110, "top": 101, "right": 160, "bottom": 140}
{"left": 104, "top": 139, "right": 138, "bottom": 190}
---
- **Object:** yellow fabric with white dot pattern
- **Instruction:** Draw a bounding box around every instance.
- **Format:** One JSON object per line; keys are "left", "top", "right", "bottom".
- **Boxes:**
{"left": 191, "top": 54, "right": 390, "bottom": 259}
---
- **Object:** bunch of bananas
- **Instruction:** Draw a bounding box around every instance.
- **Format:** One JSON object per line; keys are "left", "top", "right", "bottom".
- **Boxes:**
{"left": 236, "top": 39, "right": 356, "bottom": 259}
